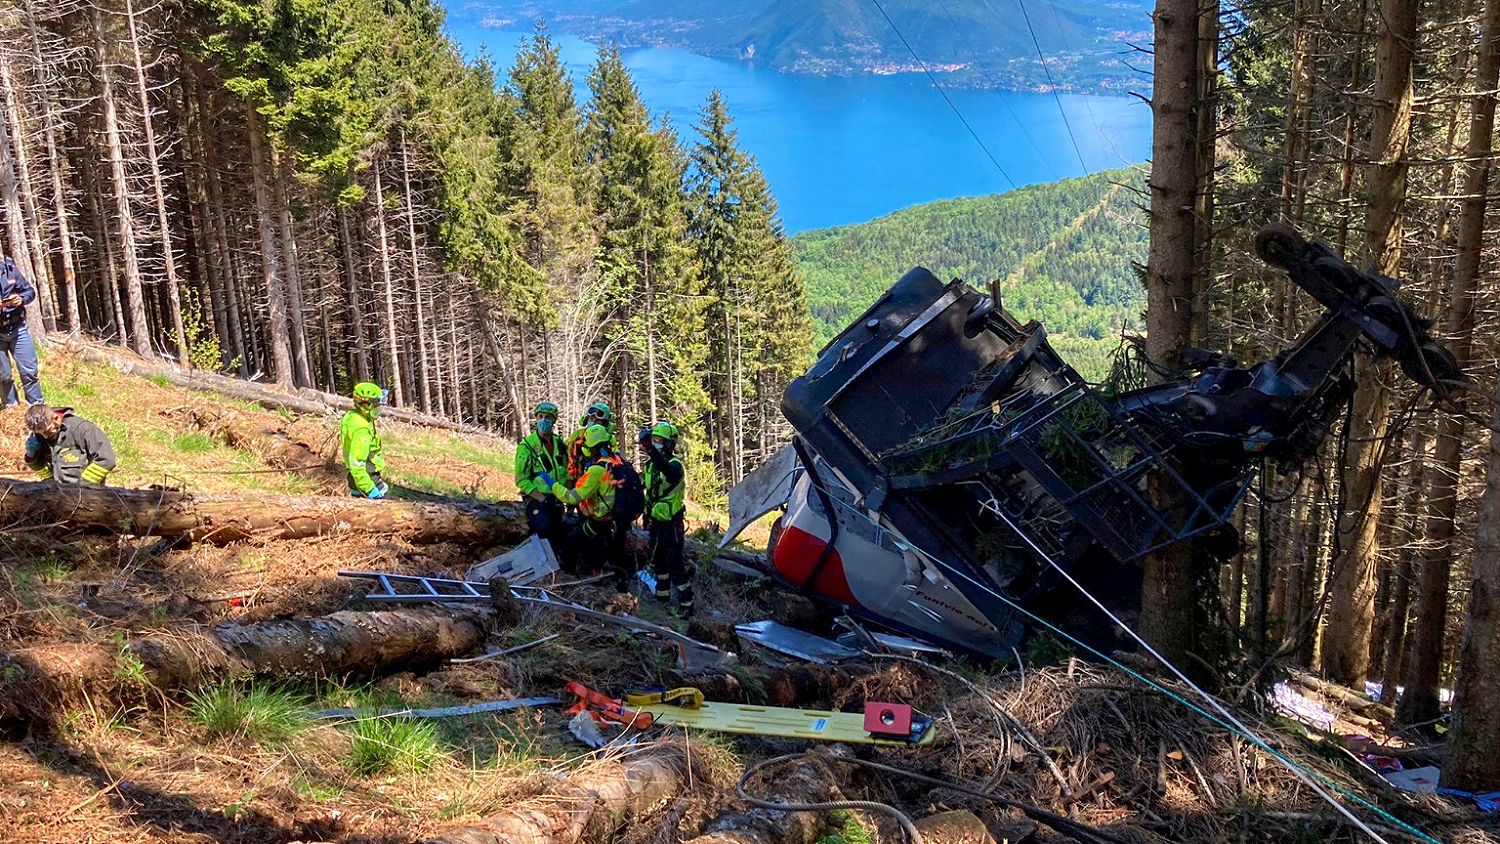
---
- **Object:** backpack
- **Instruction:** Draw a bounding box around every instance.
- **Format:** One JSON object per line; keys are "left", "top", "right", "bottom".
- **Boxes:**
{"left": 604, "top": 455, "right": 646, "bottom": 521}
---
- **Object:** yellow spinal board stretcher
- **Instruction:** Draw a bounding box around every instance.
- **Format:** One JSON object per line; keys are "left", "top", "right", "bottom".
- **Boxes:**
{"left": 635, "top": 699, "right": 937, "bottom": 746}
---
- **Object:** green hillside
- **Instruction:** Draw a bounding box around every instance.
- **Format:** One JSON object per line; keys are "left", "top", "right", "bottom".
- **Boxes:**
{"left": 791, "top": 168, "right": 1148, "bottom": 372}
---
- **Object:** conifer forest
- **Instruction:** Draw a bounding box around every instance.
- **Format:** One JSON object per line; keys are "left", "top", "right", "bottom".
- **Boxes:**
{"left": 0, "top": 0, "right": 1499, "bottom": 840}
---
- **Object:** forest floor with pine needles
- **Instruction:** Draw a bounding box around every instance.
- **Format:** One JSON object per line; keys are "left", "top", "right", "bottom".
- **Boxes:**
{"left": 0, "top": 350, "right": 1491, "bottom": 844}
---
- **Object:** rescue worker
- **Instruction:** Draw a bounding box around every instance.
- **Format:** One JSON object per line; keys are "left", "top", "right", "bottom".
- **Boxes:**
{"left": 341, "top": 382, "right": 389, "bottom": 498}
{"left": 545, "top": 424, "right": 620, "bottom": 584}
{"left": 24, "top": 404, "right": 116, "bottom": 485}
{"left": 639, "top": 421, "right": 691, "bottom": 615}
{"left": 0, "top": 254, "right": 42, "bottom": 408}
{"left": 515, "top": 400, "right": 566, "bottom": 542}
{"left": 567, "top": 401, "right": 618, "bottom": 483}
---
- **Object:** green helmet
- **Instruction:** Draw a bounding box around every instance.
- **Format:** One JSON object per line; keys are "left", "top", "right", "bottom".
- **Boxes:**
{"left": 586, "top": 401, "right": 612, "bottom": 424}
{"left": 353, "top": 382, "right": 386, "bottom": 402}
{"left": 533, "top": 401, "right": 559, "bottom": 418}
{"left": 583, "top": 424, "right": 612, "bottom": 449}
{"left": 650, "top": 421, "right": 679, "bottom": 441}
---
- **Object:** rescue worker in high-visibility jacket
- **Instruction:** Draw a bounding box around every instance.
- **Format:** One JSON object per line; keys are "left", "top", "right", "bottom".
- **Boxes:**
{"left": 567, "top": 401, "right": 618, "bottom": 484}
{"left": 545, "top": 424, "right": 618, "bottom": 580}
{"left": 640, "top": 421, "right": 691, "bottom": 615}
{"left": 515, "top": 400, "right": 566, "bottom": 543}
{"left": 24, "top": 404, "right": 115, "bottom": 485}
{"left": 341, "top": 382, "right": 389, "bottom": 498}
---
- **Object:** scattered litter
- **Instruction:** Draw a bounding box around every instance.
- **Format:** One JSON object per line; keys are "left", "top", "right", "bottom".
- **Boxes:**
{"left": 638, "top": 569, "right": 657, "bottom": 592}
{"left": 1385, "top": 766, "right": 1442, "bottom": 793}
{"left": 465, "top": 535, "right": 559, "bottom": 586}
{"left": 1435, "top": 787, "right": 1500, "bottom": 813}
{"left": 450, "top": 633, "right": 562, "bottom": 664}
{"left": 736, "top": 620, "right": 859, "bottom": 663}
{"left": 1271, "top": 681, "right": 1336, "bottom": 730}
{"left": 568, "top": 710, "right": 611, "bottom": 748}
{"left": 312, "top": 695, "right": 565, "bottom": 721}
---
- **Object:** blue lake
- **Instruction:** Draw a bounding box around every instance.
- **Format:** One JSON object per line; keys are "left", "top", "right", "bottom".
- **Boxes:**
{"left": 443, "top": 20, "right": 1153, "bottom": 233}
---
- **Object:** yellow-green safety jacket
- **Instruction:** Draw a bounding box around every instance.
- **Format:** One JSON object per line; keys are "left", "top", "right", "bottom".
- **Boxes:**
{"left": 644, "top": 451, "right": 685, "bottom": 522}
{"left": 552, "top": 461, "right": 615, "bottom": 520}
{"left": 340, "top": 408, "right": 386, "bottom": 494}
{"left": 25, "top": 409, "right": 116, "bottom": 484}
{"left": 515, "top": 431, "right": 566, "bottom": 498}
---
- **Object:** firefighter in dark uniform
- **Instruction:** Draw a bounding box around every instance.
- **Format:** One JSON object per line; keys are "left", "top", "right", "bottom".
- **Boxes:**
{"left": 24, "top": 404, "right": 117, "bottom": 485}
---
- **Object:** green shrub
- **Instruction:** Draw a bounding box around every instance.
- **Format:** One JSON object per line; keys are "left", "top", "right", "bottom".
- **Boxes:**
{"left": 344, "top": 717, "right": 446, "bottom": 775}
{"left": 186, "top": 682, "right": 308, "bottom": 745}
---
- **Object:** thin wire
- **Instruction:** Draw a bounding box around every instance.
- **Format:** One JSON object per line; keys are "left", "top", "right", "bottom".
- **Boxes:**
{"left": 802, "top": 474, "right": 1441, "bottom": 844}
{"left": 994, "top": 0, "right": 1090, "bottom": 174}
{"left": 932, "top": 0, "right": 1052, "bottom": 173}
{"left": 865, "top": 0, "right": 1018, "bottom": 190}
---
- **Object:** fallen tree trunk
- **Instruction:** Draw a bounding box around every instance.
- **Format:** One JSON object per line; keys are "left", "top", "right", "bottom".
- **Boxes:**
{"left": 0, "top": 479, "right": 528, "bottom": 546}
{"left": 683, "top": 755, "right": 842, "bottom": 844}
{"left": 417, "top": 749, "right": 685, "bottom": 844}
{"left": 181, "top": 403, "right": 344, "bottom": 487}
{"left": 0, "top": 605, "right": 495, "bottom": 731}
{"left": 1292, "top": 671, "right": 1395, "bottom": 717}
{"left": 51, "top": 336, "right": 490, "bottom": 435}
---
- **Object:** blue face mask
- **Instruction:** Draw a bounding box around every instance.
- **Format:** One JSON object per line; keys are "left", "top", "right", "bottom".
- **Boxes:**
{"left": 536, "top": 417, "right": 555, "bottom": 435}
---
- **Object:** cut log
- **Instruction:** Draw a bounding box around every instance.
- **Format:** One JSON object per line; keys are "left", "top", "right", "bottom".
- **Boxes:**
{"left": 181, "top": 403, "right": 344, "bottom": 487}
{"left": 417, "top": 748, "right": 685, "bottom": 844}
{"left": 682, "top": 755, "right": 842, "bottom": 844}
{"left": 0, "top": 479, "right": 528, "bottom": 546}
{"left": 50, "top": 336, "right": 489, "bottom": 435}
{"left": 0, "top": 605, "right": 495, "bottom": 731}
{"left": 1292, "top": 671, "right": 1395, "bottom": 717}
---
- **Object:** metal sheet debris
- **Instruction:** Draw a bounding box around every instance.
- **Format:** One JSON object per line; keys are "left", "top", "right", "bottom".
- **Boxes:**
{"left": 312, "top": 695, "right": 565, "bottom": 721}
{"left": 735, "top": 620, "right": 859, "bottom": 663}
{"left": 465, "top": 534, "right": 559, "bottom": 586}
{"left": 721, "top": 444, "right": 797, "bottom": 547}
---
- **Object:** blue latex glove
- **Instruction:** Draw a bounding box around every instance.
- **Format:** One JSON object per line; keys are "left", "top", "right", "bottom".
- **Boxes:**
{"left": 367, "top": 482, "right": 388, "bottom": 499}
{"left": 538, "top": 471, "right": 556, "bottom": 489}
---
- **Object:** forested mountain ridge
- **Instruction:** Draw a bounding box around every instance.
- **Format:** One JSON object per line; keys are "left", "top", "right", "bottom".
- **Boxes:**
{"left": 460, "top": 0, "right": 1151, "bottom": 92}
{"left": 792, "top": 168, "right": 1147, "bottom": 359}
{"left": 0, "top": 3, "right": 808, "bottom": 499}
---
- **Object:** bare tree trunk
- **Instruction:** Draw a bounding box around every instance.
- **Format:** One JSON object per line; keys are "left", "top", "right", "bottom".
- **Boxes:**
{"left": 95, "top": 8, "right": 152, "bottom": 356}
{"left": 246, "top": 105, "right": 295, "bottom": 385}
{"left": 418, "top": 750, "right": 685, "bottom": 844}
{"left": 23, "top": 0, "right": 79, "bottom": 331}
{"left": 123, "top": 0, "right": 187, "bottom": 362}
{"left": 338, "top": 204, "right": 370, "bottom": 381}
{"left": 0, "top": 59, "right": 39, "bottom": 327}
{"left": 1140, "top": 0, "right": 1206, "bottom": 668}
{"left": 398, "top": 130, "right": 435, "bottom": 412}
{"left": 371, "top": 163, "right": 404, "bottom": 405}
{"left": 1382, "top": 428, "right": 1428, "bottom": 689}
{"left": 1404, "top": 0, "right": 1495, "bottom": 730}
{"left": 1323, "top": 0, "right": 1415, "bottom": 688}
{"left": 0, "top": 478, "right": 528, "bottom": 547}
{"left": 270, "top": 151, "right": 313, "bottom": 387}
{"left": 0, "top": 606, "right": 498, "bottom": 731}
{"left": 0, "top": 53, "right": 55, "bottom": 331}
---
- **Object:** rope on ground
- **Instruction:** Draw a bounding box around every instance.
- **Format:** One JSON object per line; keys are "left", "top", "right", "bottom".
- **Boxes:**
{"left": 738, "top": 753, "right": 924, "bottom": 844}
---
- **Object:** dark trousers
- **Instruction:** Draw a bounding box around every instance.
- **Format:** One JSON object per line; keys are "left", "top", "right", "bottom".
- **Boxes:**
{"left": 525, "top": 496, "right": 564, "bottom": 546}
{"left": 561, "top": 517, "right": 615, "bottom": 579}
{"left": 649, "top": 515, "right": 692, "bottom": 611}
